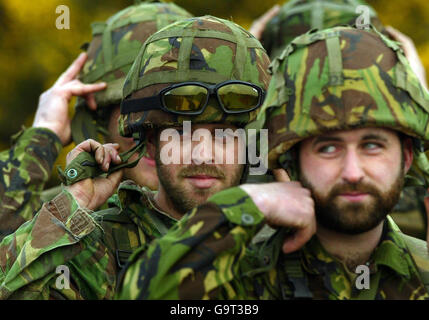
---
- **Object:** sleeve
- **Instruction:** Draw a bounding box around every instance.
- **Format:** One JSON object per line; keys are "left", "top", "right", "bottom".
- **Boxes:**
{"left": 0, "top": 127, "right": 63, "bottom": 240}
{"left": 0, "top": 189, "right": 112, "bottom": 300}
{"left": 116, "top": 186, "right": 265, "bottom": 300}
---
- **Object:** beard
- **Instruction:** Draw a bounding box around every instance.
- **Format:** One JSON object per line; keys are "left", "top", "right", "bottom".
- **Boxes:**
{"left": 155, "top": 152, "right": 243, "bottom": 215}
{"left": 300, "top": 169, "right": 405, "bottom": 235}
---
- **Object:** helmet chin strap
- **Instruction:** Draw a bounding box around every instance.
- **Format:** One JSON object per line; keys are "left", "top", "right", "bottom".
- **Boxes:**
{"left": 57, "top": 136, "right": 147, "bottom": 186}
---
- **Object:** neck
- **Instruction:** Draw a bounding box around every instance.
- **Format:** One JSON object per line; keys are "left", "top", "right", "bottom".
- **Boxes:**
{"left": 153, "top": 186, "right": 184, "bottom": 220}
{"left": 316, "top": 221, "right": 384, "bottom": 270}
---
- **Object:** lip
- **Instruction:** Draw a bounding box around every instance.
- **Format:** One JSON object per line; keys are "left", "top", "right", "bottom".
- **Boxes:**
{"left": 338, "top": 192, "right": 369, "bottom": 202}
{"left": 142, "top": 156, "right": 156, "bottom": 167}
{"left": 185, "top": 175, "right": 219, "bottom": 189}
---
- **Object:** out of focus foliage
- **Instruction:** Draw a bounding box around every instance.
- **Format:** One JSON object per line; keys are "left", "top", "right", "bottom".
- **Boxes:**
{"left": 0, "top": 0, "right": 428, "bottom": 187}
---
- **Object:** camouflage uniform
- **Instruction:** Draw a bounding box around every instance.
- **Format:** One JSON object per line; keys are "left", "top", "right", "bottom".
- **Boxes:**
{"left": 116, "top": 26, "right": 429, "bottom": 300}
{"left": 0, "top": 1, "right": 192, "bottom": 240}
{"left": 259, "top": 0, "right": 427, "bottom": 239}
{"left": 0, "top": 128, "right": 62, "bottom": 240}
{"left": 0, "top": 16, "right": 271, "bottom": 299}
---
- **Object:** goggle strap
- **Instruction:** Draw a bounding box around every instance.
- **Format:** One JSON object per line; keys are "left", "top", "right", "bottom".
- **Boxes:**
{"left": 121, "top": 96, "right": 161, "bottom": 114}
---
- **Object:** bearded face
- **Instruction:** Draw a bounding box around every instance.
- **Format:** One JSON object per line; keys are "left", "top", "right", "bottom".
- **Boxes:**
{"left": 155, "top": 123, "right": 245, "bottom": 214}
{"left": 298, "top": 127, "right": 412, "bottom": 234}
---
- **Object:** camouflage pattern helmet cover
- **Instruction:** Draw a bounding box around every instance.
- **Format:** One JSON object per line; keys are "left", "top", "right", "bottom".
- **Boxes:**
{"left": 262, "top": 26, "right": 429, "bottom": 186}
{"left": 119, "top": 15, "right": 271, "bottom": 137}
{"left": 261, "top": 0, "right": 384, "bottom": 59}
{"left": 71, "top": 0, "right": 193, "bottom": 144}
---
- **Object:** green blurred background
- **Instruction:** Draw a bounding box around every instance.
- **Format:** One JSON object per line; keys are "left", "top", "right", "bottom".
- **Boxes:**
{"left": 0, "top": 0, "right": 428, "bottom": 187}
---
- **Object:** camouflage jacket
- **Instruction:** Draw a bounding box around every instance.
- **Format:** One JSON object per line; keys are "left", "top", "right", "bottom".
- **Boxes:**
{"left": 0, "top": 127, "right": 62, "bottom": 241}
{"left": 0, "top": 180, "right": 176, "bottom": 299}
{"left": 117, "top": 187, "right": 429, "bottom": 300}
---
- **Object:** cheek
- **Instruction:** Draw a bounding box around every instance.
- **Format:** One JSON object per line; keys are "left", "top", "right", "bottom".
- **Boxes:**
{"left": 364, "top": 154, "right": 402, "bottom": 188}
{"left": 300, "top": 152, "right": 340, "bottom": 192}
{"left": 213, "top": 139, "right": 244, "bottom": 164}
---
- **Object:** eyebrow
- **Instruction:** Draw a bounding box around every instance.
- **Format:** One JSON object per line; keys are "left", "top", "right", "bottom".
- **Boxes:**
{"left": 360, "top": 134, "right": 388, "bottom": 142}
{"left": 312, "top": 133, "right": 388, "bottom": 146}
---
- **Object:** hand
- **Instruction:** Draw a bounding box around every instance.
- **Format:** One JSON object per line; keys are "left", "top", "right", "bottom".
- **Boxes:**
{"left": 385, "top": 26, "right": 428, "bottom": 90}
{"left": 32, "top": 53, "right": 107, "bottom": 146}
{"left": 65, "top": 139, "right": 123, "bottom": 210}
{"left": 240, "top": 181, "right": 316, "bottom": 253}
{"left": 249, "top": 5, "right": 280, "bottom": 40}
{"left": 272, "top": 168, "right": 290, "bottom": 182}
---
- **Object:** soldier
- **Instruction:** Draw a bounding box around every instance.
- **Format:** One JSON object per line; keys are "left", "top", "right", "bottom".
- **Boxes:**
{"left": 0, "top": 0, "right": 193, "bottom": 240}
{"left": 0, "top": 16, "right": 271, "bottom": 299}
{"left": 250, "top": 0, "right": 429, "bottom": 239}
{"left": 116, "top": 26, "right": 429, "bottom": 300}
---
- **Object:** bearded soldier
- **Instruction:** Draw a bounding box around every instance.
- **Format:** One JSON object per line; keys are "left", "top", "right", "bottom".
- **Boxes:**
{"left": 116, "top": 25, "right": 429, "bottom": 300}
{"left": 0, "top": 16, "right": 271, "bottom": 299}
{"left": 250, "top": 0, "right": 429, "bottom": 239}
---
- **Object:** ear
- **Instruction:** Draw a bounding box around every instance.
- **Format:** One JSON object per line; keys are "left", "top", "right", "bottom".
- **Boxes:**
{"left": 403, "top": 138, "right": 414, "bottom": 173}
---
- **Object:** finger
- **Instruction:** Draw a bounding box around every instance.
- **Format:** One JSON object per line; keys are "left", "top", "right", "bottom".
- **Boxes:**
{"left": 102, "top": 144, "right": 122, "bottom": 170}
{"left": 85, "top": 93, "right": 97, "bottom": 111}
{"left": 66, "top": 139, "right": 102, "bottom": 164}
{"left": 273, "top": 169, "right": 290, "bottom": 182}
{"left": 94, "top": 145, "right": 106, "bottom": 169}
{"left": 259, "top": 4, "right": 280, "bottom": 24}
{"left": 249, "top": 4, "right": 280, "bottom": 39}
{"left": 385, "top": 26, "right": 413, "bottom": 53}
{"left": 424, "top": 196, "right": 429, "bottom": 251}
{"left": 106, "top": 169, "right": 124, "bottom": 190}
{"left": 109, "top": 146, "right": 122, "bottom": 165}
{"left": 57, "top": 52, "right": 88, "bottom": 85}
{"left": 282, "top": 223, "right": 316, "bottom": 254}
{"left": 67, "top": 81, "right": 107, "bottom": 97}
{"left": 385, "top": 26, "right": 409, "bottom": 42}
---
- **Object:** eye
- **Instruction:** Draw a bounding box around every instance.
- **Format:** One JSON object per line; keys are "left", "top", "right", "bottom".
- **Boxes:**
{"left": 318, "top": 145, "right": 338, "bottom": 154}
{"left": 362, "top": 142, "right": 382, "bottom": 151}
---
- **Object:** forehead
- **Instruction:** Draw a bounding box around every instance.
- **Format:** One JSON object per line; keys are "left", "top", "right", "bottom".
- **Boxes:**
{"left": 305, "top": 127, "right": 400, "bottom": 144}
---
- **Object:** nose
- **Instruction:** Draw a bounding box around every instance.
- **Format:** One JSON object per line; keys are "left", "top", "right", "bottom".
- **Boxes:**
{"left": 190, "top": 129, "right": 214, "bottom": 165}
{"left": 341, "top": 148, "right": 364, "bottom": 184}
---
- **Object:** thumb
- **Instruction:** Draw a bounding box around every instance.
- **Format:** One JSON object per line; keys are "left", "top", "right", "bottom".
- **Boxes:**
{"left": 106, "top": 169, "right": 124, "bottom": 191}
{"left": 273, "top": 168, "right": 290, "bottom": 182}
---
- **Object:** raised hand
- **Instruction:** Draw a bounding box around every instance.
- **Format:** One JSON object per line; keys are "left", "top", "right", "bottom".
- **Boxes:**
{"left": 32, "top": 53, "right": 107, "bottom": 146}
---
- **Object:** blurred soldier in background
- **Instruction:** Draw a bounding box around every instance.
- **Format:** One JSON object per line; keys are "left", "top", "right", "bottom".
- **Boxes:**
{"left": 249, "top": 0, "right": 429, "bottom": 239}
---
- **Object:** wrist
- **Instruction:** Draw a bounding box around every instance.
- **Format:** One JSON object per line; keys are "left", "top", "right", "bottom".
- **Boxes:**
{"left": 32, "top": 122, "right": 67, "bottom": 146}
{"left": 65, "top": 184, "right": 91, "bottom": 209}
{"left": 239, "top": 184, "right": 269, "bottom": 216}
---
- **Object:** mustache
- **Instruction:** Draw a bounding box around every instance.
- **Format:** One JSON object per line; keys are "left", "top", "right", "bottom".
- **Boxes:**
{"left": 179, "top": 165, "right": 226, "bottom": 179}
{"left": 329, "top": 181, "right": 380, "bottom": 197}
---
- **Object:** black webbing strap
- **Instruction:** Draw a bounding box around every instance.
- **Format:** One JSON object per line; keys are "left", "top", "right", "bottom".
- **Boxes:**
{"left": 120, "top": 96, "right": 161, "bottom": 114}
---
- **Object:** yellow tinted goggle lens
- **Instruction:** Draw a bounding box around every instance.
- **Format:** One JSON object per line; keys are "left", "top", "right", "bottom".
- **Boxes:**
{"left": 163, "top": 86, "right": 207, "bottom": 112}
{"left": 217, "top": 84, "right": 259, "bottom": 111}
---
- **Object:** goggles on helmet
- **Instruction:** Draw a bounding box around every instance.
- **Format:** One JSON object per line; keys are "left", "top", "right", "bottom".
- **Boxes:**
{"left": 121, "top": 80, "right": 265, "bottom": 116}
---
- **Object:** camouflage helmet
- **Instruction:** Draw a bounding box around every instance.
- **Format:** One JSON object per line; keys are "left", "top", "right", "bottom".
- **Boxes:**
{"left": 71, "top": 0, "right": 193, "bottom": 144}
{"left": 118, "top": 15, "right": 271, "bottom": 137}
{"left": 262, "top": 25, "right": 429, "bottom": 186}
{"left": 261, "top": 0, "right": 384, "bottom": 59}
